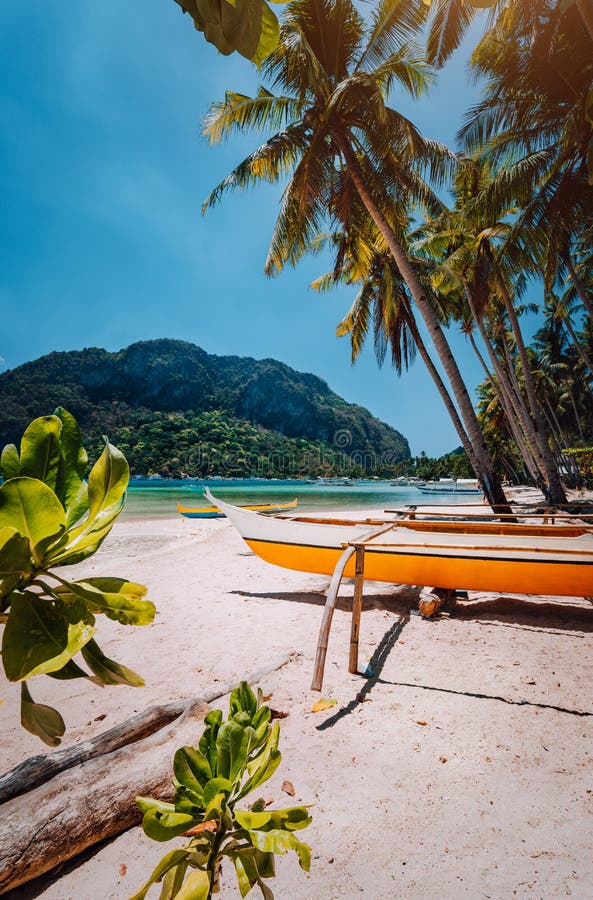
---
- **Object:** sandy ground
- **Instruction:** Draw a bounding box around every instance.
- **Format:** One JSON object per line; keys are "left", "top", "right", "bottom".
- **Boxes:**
{"left": 2, "top": 495, "right": 593, "bottom": 899}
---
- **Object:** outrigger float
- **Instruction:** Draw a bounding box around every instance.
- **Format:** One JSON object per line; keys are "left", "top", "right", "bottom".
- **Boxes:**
{"left": 205, "top": 490, "right": 593, "bottom": 689}
{"left": 177, "top": 498, "right": 298, "bottom": 519}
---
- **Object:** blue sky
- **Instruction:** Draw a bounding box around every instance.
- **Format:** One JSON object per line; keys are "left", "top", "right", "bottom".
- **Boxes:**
{"left": 0, "top": 1, "right": 487, "bottom": 456}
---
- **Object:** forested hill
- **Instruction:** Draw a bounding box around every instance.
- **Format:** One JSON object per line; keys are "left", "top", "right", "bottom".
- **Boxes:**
{"left": 0, "top": 339, "right": 410, "bottom": 478}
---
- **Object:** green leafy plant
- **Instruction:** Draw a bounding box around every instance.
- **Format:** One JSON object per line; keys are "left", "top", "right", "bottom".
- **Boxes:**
{"left": 0, "top": 409, "right": 155, "bottom": 746}
{"left": 133, "top": 681, "right": 312, "bottom": 900}
{"left": 172, "top": 0, "right": 282, "bottom": 67}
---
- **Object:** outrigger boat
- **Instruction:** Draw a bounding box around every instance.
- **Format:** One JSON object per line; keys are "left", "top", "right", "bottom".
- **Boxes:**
{"left": 207, "top": 490, "right": 593, "bottom": 690}
{"left": 178, "top": 498, "right": 298, "bottom": 519}
{"left": 205, "top": 490, "right": 593, "bottom": 598}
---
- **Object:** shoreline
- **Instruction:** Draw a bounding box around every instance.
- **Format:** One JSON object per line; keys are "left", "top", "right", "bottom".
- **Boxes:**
{"left": 2, "top": 498, "right": 593, "bottom": 898}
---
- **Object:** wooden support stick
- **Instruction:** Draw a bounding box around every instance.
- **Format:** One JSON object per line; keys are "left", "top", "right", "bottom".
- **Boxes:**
{"left": 311, "top": 544, "right": 356, "bottom": 692}
{"left": 311, "top": 522, "right": 395, "bottom": 692}
{"left": 348, "top": 545, "right": 365, "bottom": 675}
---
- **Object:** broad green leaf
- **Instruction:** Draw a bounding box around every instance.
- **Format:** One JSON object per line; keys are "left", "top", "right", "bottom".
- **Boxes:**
{"left": 1, "top": 444, "right": 21, "bottom": 480}
{"left": 253, "top": 848, "right": 275, "bottom": 879}
{"left": 248, "top": 828, "right": 311, "bottom": 871}
{"left": 235, "top": 809, "right": 272, "bottom": 830}
{"left": 237, "top": 747, "right": 281, "bottom": 801}
{"left": 19, "top": 415, "right": 62, "bottom": 492}
{"left": 128, "top": 849, "right": 192, "bottom": 900}
{"left": 0, "top": 477, "right": 66, "bottom": 564}
{"left": 58, "top": 579, "right": 155, "bottom": 625}
{"left": 53, "top": 408, "right": 89, "bottom": 524}
{"left": 174, "top": 745, "right": 212, "bottom": 796}
{"left": 216, "top": 720, "right": 248, "bottom": 782}
{"left": 230, "top": 681, "right": 257, "bottom": 720}
{"left": 47, "top": 657, "right": 93, "bottom": 680}
{"left": 75, "top": 576, "right": 148, "bottom": 599}
{"left": 199, "top": 708, "right": 223, "bottom": 773}
{"left": 87, "top": 439, "right": 129, "bottom": 521}
{"left": 174, "top": 868, "right": 211, "bottom": 900}
{"left": 268, "top": 806, "right": 312, "bottom": 832}
{"left": 136, "top": 796, "right": 177, "bottom": 815}
{"left": 0, "top": 527, "right": 32, "bottom": 577}
{"left": 25, "top": 619, "right": 96, "bottom": 678}
{"left": 20, "top": 682, "right": 65, "bottom": 747}
{"left": 202, "top": 777, "right": 232, "bottom": 806}
{"left": 174, "top": 0, "right": 279, "bottom": 66}
{"left": 232, "top": 851, "right": 259, "bottom": 898}
{"left": 2, "top": 591, "right": 69, "bottom": 681}
{"left": 161, "top": 859, "right": 190, "bottom": 899}
{"left": 81, "top": 638, "right": 144, "bottom": 686}
{"left": 141, "top": 808, "right": 196, "bottom": 842}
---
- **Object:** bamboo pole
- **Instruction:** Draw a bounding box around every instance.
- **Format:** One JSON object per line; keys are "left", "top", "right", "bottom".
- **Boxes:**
{"left": 311, "top": 544, "right": 356, "bottom": 692}
{"left": 348, "top": 545, "right": 366, "bottom": 675}
{"left": 311, "top": 523, "right": 395, "bottom": 692}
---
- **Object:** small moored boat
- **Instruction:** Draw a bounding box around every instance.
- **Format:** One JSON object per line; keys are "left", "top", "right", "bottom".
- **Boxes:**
{"left": 205, "top": 490, "right": 593, "bottom": 598}
{"left": 178, "top": 498, "right": 298, "bottom": 519}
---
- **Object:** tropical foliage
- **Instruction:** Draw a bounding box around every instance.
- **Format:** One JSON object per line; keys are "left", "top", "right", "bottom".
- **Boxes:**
{"left": 132, "top": 681, "right": 311, "bottom": 900}
{"left": 0, "top": 410, "right": 154, "bottom": 746}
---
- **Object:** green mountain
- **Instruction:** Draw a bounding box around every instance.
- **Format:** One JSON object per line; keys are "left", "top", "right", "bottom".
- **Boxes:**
{"left": 0, "top": 339, "right": 410, "bottom": 478}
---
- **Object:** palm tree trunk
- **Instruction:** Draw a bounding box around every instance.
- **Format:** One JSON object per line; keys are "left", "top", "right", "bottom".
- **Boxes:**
{"left": 496, "top": 272, "right": 567, "bottom": 504}
{"left": 464, "top": 283, "right": 547, "bottom": 486}
{"left": 405, "top": 310, "right": 480, "bottom": 473}
{"left": 466, "top": 328, "right": 542, "bottom": 485}
{"left": 338, "top": 140, "right": 510, "bottom": 510}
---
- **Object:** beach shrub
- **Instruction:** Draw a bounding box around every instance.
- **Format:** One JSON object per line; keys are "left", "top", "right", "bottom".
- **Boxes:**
{"left": 0, "top": 408, "right": 155, "bottom": 746}
{"left": 132, "top": 681, "right": 311, "bottom": 900}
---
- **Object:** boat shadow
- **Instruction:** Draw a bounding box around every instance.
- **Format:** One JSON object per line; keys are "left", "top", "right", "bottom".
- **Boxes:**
{"left": 229, "top": 586, "right": 420, "bottom": 615}
{"left": 451, "top": 594, "right": 593, "bottom": 633}
{"left": 230, "top": 588, "right": 593, "bottom": 632}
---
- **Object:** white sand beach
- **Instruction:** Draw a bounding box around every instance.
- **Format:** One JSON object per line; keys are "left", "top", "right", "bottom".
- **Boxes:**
{"left": 2, "top": 501, "right": 593, "bottom": 899}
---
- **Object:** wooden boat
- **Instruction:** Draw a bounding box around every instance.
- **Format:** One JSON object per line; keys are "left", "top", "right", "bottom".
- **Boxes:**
{"left": 418, "top": 478, "right": 483, "bottom": 495}
{"left": 178, "top": 498, "right": 297, "bottom": 519}
{"left": 205, "top": 490, "right": 593, "bottom": 598}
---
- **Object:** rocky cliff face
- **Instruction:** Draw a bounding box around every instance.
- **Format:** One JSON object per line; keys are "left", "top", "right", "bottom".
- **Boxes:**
{"left": 0, "top": 339, "right": 410, "bottom": 468}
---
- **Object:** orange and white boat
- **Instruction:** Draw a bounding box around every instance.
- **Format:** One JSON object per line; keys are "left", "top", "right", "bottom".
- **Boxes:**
{"left": 205, "top": 490, "right": 593, "bottom": 598}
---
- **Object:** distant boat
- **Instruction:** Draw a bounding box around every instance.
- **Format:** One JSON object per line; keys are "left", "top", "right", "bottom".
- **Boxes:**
{"left": 418, "top": 478, "right": 483, "bottom": 495}
{"left": 177, "top": 498, "right": 298, "bottom": 519}
{"left": 205, "top": 490, "right": 593, "bottom": 598}
{"left": 314, "top": 477, "right": 355, "bottom": 486}
{"left": 390, "top": 477, "right": 426, "bottom": 487}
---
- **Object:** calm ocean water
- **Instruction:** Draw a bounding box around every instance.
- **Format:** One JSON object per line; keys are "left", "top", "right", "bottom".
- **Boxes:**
{"left": 123, "top": 478, "right": 481, "bottom": 519}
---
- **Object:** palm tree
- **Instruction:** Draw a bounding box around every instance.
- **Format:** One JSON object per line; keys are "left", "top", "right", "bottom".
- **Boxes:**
{"left": 202, "top": 0, "right": 510, "bottom": 508}
{"left": 310, "top": 210, "right": 487, "bottom": 476}
{"left": 426, "top": 0, "right": 593, "bottom": 67}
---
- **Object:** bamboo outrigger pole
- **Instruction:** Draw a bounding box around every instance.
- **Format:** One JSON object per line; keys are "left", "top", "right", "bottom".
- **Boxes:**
{"left": 311, "top": 523, "right": 394, "bottom": 692}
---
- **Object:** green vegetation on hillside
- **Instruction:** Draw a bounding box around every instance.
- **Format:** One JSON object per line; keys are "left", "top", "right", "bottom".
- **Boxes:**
{"left": 0, "top": 340, "right": 410, "bottom": 479}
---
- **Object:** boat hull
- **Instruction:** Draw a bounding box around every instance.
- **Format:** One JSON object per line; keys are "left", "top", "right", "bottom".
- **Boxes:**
{"left": 205, "top": 491, "right": 593, "bottom": 598}
{"left": 243, "top": 536, "right": 593, "bottom": 596}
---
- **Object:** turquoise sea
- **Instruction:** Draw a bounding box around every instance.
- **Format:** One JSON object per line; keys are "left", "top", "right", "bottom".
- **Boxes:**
{"left": 123, "top": 478, "right": 481, "bottom": 519}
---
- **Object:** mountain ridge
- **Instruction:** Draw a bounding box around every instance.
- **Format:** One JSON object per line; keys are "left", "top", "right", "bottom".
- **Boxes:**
{"left": 0, "top": 339, "right": 410, "bottom": 478}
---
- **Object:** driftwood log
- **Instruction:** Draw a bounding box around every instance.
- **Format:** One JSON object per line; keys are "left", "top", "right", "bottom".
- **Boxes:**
{"left": 0, "top": 651, "right": 300, "bottom": 895}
